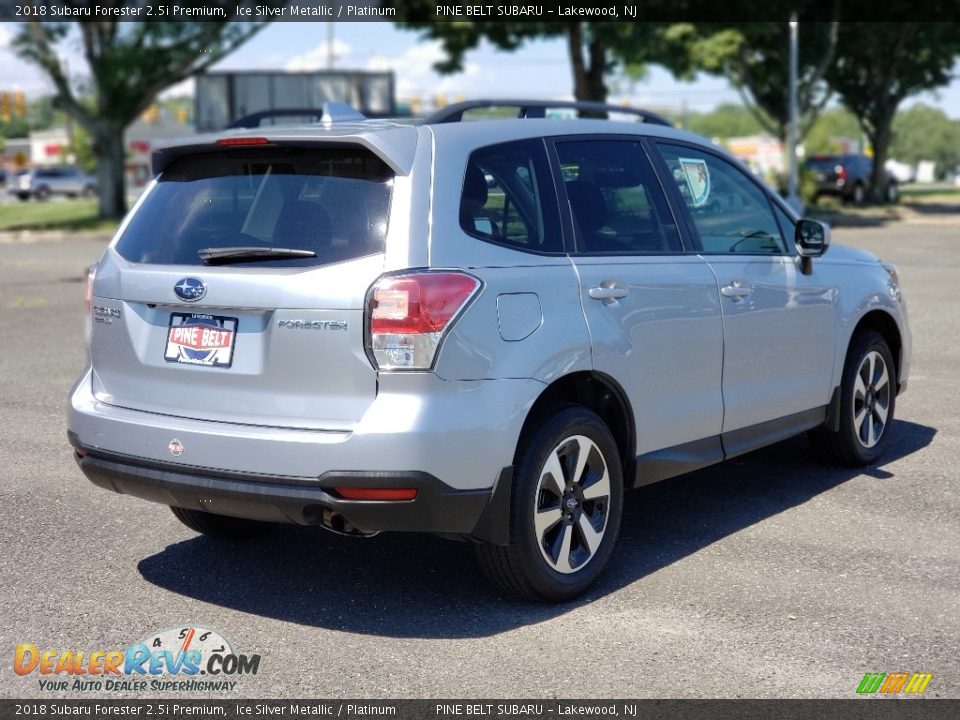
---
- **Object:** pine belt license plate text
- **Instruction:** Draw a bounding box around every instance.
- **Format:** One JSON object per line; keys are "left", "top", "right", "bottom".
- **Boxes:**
{"left": 164, "top": 313, "right": 238, "bottom": 368}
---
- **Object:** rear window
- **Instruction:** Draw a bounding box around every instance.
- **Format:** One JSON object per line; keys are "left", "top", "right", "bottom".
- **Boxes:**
{"left": 116, "top": 147, "right": 393, "bottom": 267}
{"left": 459, "top": 139, "right": 562, "bottom": 253}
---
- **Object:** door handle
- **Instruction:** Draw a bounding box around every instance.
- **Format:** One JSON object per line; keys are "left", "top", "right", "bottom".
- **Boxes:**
{"left": 588, "top": 284, "right": 628, "bottom": 301}
{"left": 720, "top": 281, "right": 752, "bottom": 300}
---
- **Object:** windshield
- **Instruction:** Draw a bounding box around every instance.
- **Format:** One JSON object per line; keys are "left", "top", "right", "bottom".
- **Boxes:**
{"left": 116, "top": 147, "right": 393, "bottom": 267}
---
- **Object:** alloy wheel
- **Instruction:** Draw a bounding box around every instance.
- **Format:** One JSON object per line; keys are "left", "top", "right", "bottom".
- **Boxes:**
{"left": 853, "top": 350, "right": 891, "bottom": 448}
{"left": 533, "top": 434, "right": 611, "bottom": 574}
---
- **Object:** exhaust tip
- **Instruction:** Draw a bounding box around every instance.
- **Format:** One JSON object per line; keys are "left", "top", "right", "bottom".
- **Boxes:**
{"left": 303, "top": 505, "right": 378, "bottom": 538}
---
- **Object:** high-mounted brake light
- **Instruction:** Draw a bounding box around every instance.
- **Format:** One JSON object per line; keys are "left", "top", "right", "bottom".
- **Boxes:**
{"left": 216, "top": 137, "right": 271, "bottom": 147}
{"left": 366, "top": 271, "right": 481, "bottom": 370}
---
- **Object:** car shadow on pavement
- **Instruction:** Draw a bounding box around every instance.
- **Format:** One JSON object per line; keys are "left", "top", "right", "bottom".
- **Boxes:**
{"left": 137, "top": 419, "right": 935, "bottom": 638}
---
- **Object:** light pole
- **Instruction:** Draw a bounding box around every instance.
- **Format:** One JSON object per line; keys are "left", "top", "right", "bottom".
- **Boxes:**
{"left": 327, "top": 22, "right": 335, "bottom": 70}
{"left": 786, "top": 14, "right": 803, "bottom": 214}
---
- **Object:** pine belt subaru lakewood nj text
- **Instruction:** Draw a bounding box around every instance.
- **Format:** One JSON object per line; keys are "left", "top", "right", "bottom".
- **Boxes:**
{"left": 68, "top": 100, "right": 911, "bottom": 601}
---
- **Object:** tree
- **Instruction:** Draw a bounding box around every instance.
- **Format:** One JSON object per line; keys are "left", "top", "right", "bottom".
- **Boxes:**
{"left": 14, "top": 7, "right": 276, "bottom": 218}
{"left": 391, "top": 14, "right": 684, "bottom": 110}
{"left": 802, "top": 107, "right": 862, "bottom": 156}
{"left": 890, "top": 104, "right": 960, "bottom": 179}
{"left": 652, "top": 17, "right": 839, "bottom": 144}
{"left": 683, "top": 103, "right": 765, "bottom": 139}
{"left": 825, "top": 22, "right": 960, "bottom": 200}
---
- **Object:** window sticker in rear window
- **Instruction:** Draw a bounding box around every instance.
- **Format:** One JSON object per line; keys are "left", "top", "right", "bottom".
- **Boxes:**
{"left": 678, "top": 157, "right": 711, "bottom": 207}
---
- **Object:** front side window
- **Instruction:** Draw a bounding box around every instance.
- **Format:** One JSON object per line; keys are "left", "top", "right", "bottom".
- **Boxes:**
{"left": 116, "top": 147, "right": 393, "bottom": 267}
{"left": 555, "top": 139, "right": 681, "bottom": 254}
{"left": 459, "top": 139, "right": 561, "bottom": 253}
{"left": 656, "top": 143, "right": 786, "bottom": 255}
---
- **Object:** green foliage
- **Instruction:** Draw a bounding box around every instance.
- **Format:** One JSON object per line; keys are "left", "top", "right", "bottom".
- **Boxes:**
{"left": 390, "top": 12, "right": 691, "bottom": 104}
{"left": 64, "top": 124, "right": 96, "bottom": 174}
{"left": 891, "top": 104, "right": 960, "bottom": 178}
{"left": 651, "top": 16, "right": 839, "bottom": 142}
{"left": 13, "top": 5, "right": 279, "bottom": 217}
{"left": 684, "top": 103, "right": 766, "bottom": 140}
{"left": 803, "top": 107, "right": 861, "bottom": 155}
{"left": 0, "top": 199, "right": 115, "bottom": 233}
{"left": 825, "top": 22, "right": 960, "bottom": 199}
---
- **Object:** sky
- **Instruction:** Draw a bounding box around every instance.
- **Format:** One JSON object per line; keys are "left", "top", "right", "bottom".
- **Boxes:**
{"left": 2, "top": 21, "right": 960, "bottom": 118}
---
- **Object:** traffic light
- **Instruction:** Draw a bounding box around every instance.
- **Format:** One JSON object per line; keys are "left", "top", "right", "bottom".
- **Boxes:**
{"left": 13, "top": 90, "right": 26, "bottom": 118}
{"left": 141, "top": 104, "right": 159, "bottom": 123}
{"left": 176, "top": 106, "right": 189, "bottom": 124}
{"left": 0, "top": 91, "right": 10, "bottom": 122}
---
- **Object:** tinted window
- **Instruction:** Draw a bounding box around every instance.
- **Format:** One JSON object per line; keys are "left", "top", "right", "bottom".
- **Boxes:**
{"left": 806, "top": 157, "right": 838, "bottom": 171}
{"left": 460, "top": 139, "right": 561, "bottom": 253}
{"left": 657, "top": 143, "right": 786, "bottom": 255}
{"left": 116, "top": 148, "right": 393, "bottom": 267}
{"left": 556, "top": 140, "right": 681, "bottom": 254}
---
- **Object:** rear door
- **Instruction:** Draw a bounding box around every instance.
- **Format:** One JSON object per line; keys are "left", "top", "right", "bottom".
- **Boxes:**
{"left": 90, "top": 144, "right": 396, "bottom": 430}
{"left": 555, "top": 137, "right": 725, "bottom": 461}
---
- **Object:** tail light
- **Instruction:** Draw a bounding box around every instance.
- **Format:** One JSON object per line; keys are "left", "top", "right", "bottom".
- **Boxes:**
{"left": 835, "top": 164, "right": 847, "bottom": 182}
{"left": 366, "top": 271, "right": 481, "bottom": 370}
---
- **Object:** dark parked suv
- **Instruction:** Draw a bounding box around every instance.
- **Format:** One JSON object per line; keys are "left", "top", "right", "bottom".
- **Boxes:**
{"left": 806, "top": 154, "right": 898, "bottom": 205}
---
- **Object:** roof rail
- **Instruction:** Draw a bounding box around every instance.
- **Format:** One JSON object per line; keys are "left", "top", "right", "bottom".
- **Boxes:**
{"left": 424, "top": 99, "right": 672, "bottom": 126}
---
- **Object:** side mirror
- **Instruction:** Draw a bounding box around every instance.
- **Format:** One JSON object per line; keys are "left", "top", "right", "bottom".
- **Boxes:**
{"left": 795, "top": 218, "right": 830, "bottom": 258}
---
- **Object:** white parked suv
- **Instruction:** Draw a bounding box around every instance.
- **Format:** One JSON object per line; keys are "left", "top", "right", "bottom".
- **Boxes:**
{"left": 69, "top": 101, "right": 911, "bottom": 601}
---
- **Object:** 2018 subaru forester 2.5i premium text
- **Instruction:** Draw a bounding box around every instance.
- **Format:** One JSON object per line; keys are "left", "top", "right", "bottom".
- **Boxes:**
{"left": 68, "top": 101, "right": 911, "bottom": 601}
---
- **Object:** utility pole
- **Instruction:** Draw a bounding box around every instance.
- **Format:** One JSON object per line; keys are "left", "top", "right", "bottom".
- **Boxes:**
{"left": 327, "top": 22, "right": 335, "bottom": 70}
{"left": 786, "top": 14, "right": 802, "bottom": 214}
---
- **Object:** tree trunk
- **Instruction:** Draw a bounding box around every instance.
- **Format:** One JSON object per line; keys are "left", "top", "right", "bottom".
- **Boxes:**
{"left": 867, "top": 113, "right": 894, "bottom": 204}
{"left": 92, "top": 123, "right": 127, "bottom": 219}
{"left": 566, "top": 22, "right": 609, "bottom": 113}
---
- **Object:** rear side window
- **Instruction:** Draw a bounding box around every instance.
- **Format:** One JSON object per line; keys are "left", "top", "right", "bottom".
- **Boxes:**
{"left": 116, "top": 147, "right": 393, "bottom": 267}
{"left": 555, "top": 139, "right": 681, "bottom": 254}
{"left": 459, "top": 139, "right": 562, "bottom": 253}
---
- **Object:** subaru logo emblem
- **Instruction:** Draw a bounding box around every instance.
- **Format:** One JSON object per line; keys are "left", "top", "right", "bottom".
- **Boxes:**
{"left": 174, "top": 277, "right": 206, "bottom": 302}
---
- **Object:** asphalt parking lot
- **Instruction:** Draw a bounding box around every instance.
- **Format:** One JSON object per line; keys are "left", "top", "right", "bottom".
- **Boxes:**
{"left": 0, "top": 218, "right": 957, "bottom": 699}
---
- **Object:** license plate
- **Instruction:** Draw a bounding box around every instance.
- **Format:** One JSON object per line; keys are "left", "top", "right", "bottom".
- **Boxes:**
{"left": 164, "top": 313, "right": 238, "bottom": 368}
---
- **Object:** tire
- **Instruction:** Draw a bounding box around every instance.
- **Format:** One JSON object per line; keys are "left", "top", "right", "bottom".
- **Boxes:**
{"left": 34, "top": 186, "right": 51, "bottom": 201}
{"left": 475, "top": 406, "right": 623, "bottom": 602}
{"left": 170, "top": 506, "right": 271, "bottom": 541}
{"left": 885, "top": 182, "right": 899, "bottom": 204}
{"left": 809, "top": 330, "right": 896, "bottom": 467}
{"left": 82, "top": 185, "right": 98, "bottom": 198}
{"left": 850, "top": 183, "right": 866, "bottom": 206}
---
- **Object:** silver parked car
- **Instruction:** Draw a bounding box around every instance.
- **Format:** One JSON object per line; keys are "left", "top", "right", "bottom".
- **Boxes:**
{"left": 11, "top": 165, "right": 98, "bottom": 201}
{"left": 68, "top": 101, "right": 911, "bottom": 601}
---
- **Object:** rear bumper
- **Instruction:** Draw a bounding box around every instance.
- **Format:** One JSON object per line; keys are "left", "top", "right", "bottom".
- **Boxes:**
{"left": 71, "top": 441, "right": 511, "bottom": 542}
{"left": 69, "top": 369, "right": 540, "bottom": 490}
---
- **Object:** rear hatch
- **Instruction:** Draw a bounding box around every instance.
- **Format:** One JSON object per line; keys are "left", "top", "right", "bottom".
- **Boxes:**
{"left": 90, "top": 142, "right": 397, "bottom": 430}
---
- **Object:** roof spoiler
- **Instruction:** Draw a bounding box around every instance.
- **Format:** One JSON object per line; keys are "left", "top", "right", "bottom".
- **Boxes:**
{"left": 424, "top": 99, "right": 672, "bottom": 126}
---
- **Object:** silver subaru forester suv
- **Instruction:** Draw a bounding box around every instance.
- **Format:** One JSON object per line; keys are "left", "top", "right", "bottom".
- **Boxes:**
{"left": 69, "top": 101, "right": 911, "bottom": 601}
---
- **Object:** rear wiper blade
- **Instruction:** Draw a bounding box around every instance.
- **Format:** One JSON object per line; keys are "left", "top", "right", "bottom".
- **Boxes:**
{"left": 198, "top": 246, "right": 317, "bottom": 264}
